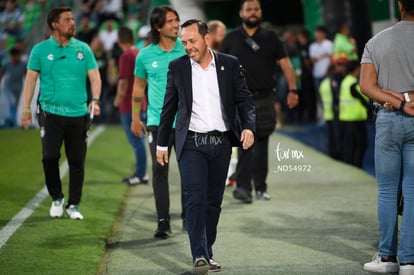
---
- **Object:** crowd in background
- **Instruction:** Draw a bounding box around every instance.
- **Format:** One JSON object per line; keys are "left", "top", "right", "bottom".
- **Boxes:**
{"left": 0, "top": 1, "right": 369, "bottom": 168}
{"left": 271, "top": 22, "right": 368, "bottom": 168}
{"left": 0, "top": 0, "right": 149, "bottom": 127}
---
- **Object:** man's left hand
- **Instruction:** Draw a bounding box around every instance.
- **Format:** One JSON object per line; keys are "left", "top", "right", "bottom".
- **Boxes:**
{"left": 240, "top": 129, "right": 254, "bottom": 150}
{"left": 88, "top": 102, "right": 101, "bottom": 116}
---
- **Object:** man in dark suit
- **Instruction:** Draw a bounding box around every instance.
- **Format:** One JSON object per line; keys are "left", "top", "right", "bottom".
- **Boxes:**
{"left": 156, "top": 20, "right": 255, "bottom": 275}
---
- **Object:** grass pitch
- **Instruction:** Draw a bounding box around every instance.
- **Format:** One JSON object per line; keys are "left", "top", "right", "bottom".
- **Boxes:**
{"left": 0, "top": 126, "right": 380, "bottom": 274}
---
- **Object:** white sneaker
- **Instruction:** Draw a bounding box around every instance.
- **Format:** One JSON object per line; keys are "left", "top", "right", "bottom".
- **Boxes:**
{"left": 400, "top": 265, "right": 414, "bottom": 275}
{"left": 66, "top": 205, "right": 84, "bottom": 220}
{"left": 256, "top": 191, "right": 271, "bottom": 200}
{"left": 125, "top": 174, "right": 149, "bottom": 185}
{"left": 49, "top": 197, "right": 64, "bottom": 218}
{"left": 363, "top": 253, "right": 398, "bottom": 273}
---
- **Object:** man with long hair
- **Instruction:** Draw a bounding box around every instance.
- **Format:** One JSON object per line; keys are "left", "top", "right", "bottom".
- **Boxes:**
{"left": 131, "top": 5, "right": 186, "bottom": 239}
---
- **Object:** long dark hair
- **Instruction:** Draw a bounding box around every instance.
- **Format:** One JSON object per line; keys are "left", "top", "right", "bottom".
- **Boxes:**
{"left": 149, "top": 5, "right": 179, "bottom": 44}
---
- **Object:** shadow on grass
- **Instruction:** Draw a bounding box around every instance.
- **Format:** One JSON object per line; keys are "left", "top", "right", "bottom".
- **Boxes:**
{"left": 105, "top": 235, "right": 194, "bottom": 274}
{"left": 239, "top": 210, "right": 378, "bottom": 263}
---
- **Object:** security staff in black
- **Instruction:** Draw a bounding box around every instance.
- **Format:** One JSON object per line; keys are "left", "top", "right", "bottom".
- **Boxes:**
{"left": 220, "top": 0, "right": 298, "bottom": 203}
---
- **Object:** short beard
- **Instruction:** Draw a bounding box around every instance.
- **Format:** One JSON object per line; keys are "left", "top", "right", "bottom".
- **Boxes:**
{"left": 243, "top": 18, "right": 261, "bottom": 28}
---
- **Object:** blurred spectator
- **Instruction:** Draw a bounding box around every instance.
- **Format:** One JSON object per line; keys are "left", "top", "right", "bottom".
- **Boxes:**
{"left": 136, "top": 24, "right": 151, "bottom": 49}
{"left": 124, "top": 0, "right": 143, "bottom": 38}
{"left": 309, "top": 25, "right": 333, "bottom": 123}
{"left": 0, "top": 32, "right": 8, "bottom": 64}
{"left": 113, "top": 26, "right": 147, "bottom": 184}
{"left": 207, "top": 19, "right": 226, "bottom": 51}
{"left": 11, "top": 38, "right": 28, "bottom": 62}
{"left": 338, "top": 61, "right": 369, "bottom": 168}
{"left": 319, "top": 52, "right": 348, "bottom": 160}
{"left": 77, "top": 0, "right": 103, "bottom": 26}
{"left": 333, "top": 23, "right": 358, "bottom": 61}
{"left": 276, "top": 29, "right": 301, "bottom": 125}
{"left": 0, "top": 46, "right": 26, "bottom": 127}
{"left": 22, "top": 0, "right": 47, "bottom": 31}
{"left": 297, "top": 28, "right": 316, "bottom": 123}
{"left": 89, "top": 35, "right": 116, "bottom": 123}
{"left": 99, "top": 19, "right": 118, "bottom": 52}
{"left": 76, "top": 14, "right": 98, "bottom": 44}
{"left": 98, "top": 0, "right": 123, "bottom": 24}
{"left": 0, "top": 0, "right": 25, "bottom": 39}
{"left": 125, "top": 0, "right": 142, "bottom": 19}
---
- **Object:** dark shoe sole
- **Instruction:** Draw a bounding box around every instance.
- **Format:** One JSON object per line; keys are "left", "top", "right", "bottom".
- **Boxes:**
{"left": 233, "top": 188, "right": 253, "bottom": 204}
{"left": 209, "top": 266, "right": 221, "bottom": 272}
{"left": 154, "top": 230, "right": 171, "bottom": 239}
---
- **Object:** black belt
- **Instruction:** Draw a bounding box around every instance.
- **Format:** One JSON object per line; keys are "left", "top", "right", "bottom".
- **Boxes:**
{"left": 188, "top": 130, "right": 227, "bottom": 137}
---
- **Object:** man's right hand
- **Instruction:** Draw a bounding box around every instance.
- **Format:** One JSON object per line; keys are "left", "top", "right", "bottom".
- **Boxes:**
{"left": 21, "top": 109, "right": 32, "bottom": 130}
{"left": 131, "top": 120, "right": 145, "bottom": 137}
{"left": 382, "top": 89, "right": 414, "bottom": 116}
{"left": 403, "top": 102, "right": 414, "bottom": 116}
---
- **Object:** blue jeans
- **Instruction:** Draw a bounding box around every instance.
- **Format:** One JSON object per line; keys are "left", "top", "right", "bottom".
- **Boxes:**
{"left": 120, "top": 112, "right": 147, "bottom": 178}
{"left": 375, "top": 110, "right": 414, "bottom": 263}
{"left": 178, "top": 132, "right": 232, "bottom": 261}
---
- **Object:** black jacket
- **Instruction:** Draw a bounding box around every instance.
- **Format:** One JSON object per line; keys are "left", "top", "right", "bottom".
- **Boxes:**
{"left": 157, "top": 51, "right": 256, "bottom": 160}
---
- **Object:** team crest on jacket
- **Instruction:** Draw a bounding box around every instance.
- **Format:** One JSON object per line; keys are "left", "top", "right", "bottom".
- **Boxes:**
{"left": 77, "top": 51, "right": 84, "bottom": 60}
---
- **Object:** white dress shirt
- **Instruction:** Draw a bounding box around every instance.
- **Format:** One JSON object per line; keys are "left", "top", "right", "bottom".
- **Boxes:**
{"left": 188, "top": 50, "right": 228, "bottom": 133}
{"left": 157, "top": 50, "right": 228, "bottom": 152}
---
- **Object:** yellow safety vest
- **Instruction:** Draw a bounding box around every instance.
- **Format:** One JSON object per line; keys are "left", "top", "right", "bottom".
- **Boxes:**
{"left": 339, "top": 75, "right": 368, "bottom": 121}
{"left": 319, "top": 78, "right": 334, "bottom": 121}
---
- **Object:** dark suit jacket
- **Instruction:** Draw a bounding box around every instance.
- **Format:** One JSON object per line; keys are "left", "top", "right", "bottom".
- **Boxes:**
{"left": 157, "top": 51, "right": 256, "bottom": 160}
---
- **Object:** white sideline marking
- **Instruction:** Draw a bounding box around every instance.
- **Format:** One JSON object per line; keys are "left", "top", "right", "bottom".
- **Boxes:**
{"left": 0, "top": 125, "right": 106, "bottom": 249}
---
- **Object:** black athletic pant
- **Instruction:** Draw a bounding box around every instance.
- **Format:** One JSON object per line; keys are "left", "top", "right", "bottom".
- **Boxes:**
{"left": 341, "top": 121, "right": 367, "bottom": 168}
{"left": 40, "top": 111, "right": 88, "bottom": 206}
{"left": 147, "top": 126, "right": 185, "bottom": 221}
{"left": 235, "top": 135, "right": 269, "bottom": 193}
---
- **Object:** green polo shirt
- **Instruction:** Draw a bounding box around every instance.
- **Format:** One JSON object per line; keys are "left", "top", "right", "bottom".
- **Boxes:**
{"left": 27, "top": 36, "right": 98, "bottom": 117}
{"left": 134, "top": 39, "right": 185, "bottom": 126}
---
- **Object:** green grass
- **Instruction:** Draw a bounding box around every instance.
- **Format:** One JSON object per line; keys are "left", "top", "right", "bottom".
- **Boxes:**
{"left": 0, "top": 129, "right": 44, "bottom": 223}
{"left": 103, "top": 132, "right": 381, "bottom": 275}
{"left": 0, "top": 126, "right": 381, "bottom": 274}
{"left": 0, "top": 126, "right": 133, "bottom": 274}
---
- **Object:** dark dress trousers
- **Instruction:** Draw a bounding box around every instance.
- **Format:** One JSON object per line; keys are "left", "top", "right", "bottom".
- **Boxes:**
{"left": 157, "top": 51, "right": 255, "bottom": 261}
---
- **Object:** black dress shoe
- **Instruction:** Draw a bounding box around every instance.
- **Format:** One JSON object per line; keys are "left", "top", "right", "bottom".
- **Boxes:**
{"left": 154, "top": 219, "right": 171, "bottom": 239}
{"left": 232, "top": 187, "right": 253, "bottom": 204}
{"left": 209, "top": 258, "right": 221, "bottom": 272}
